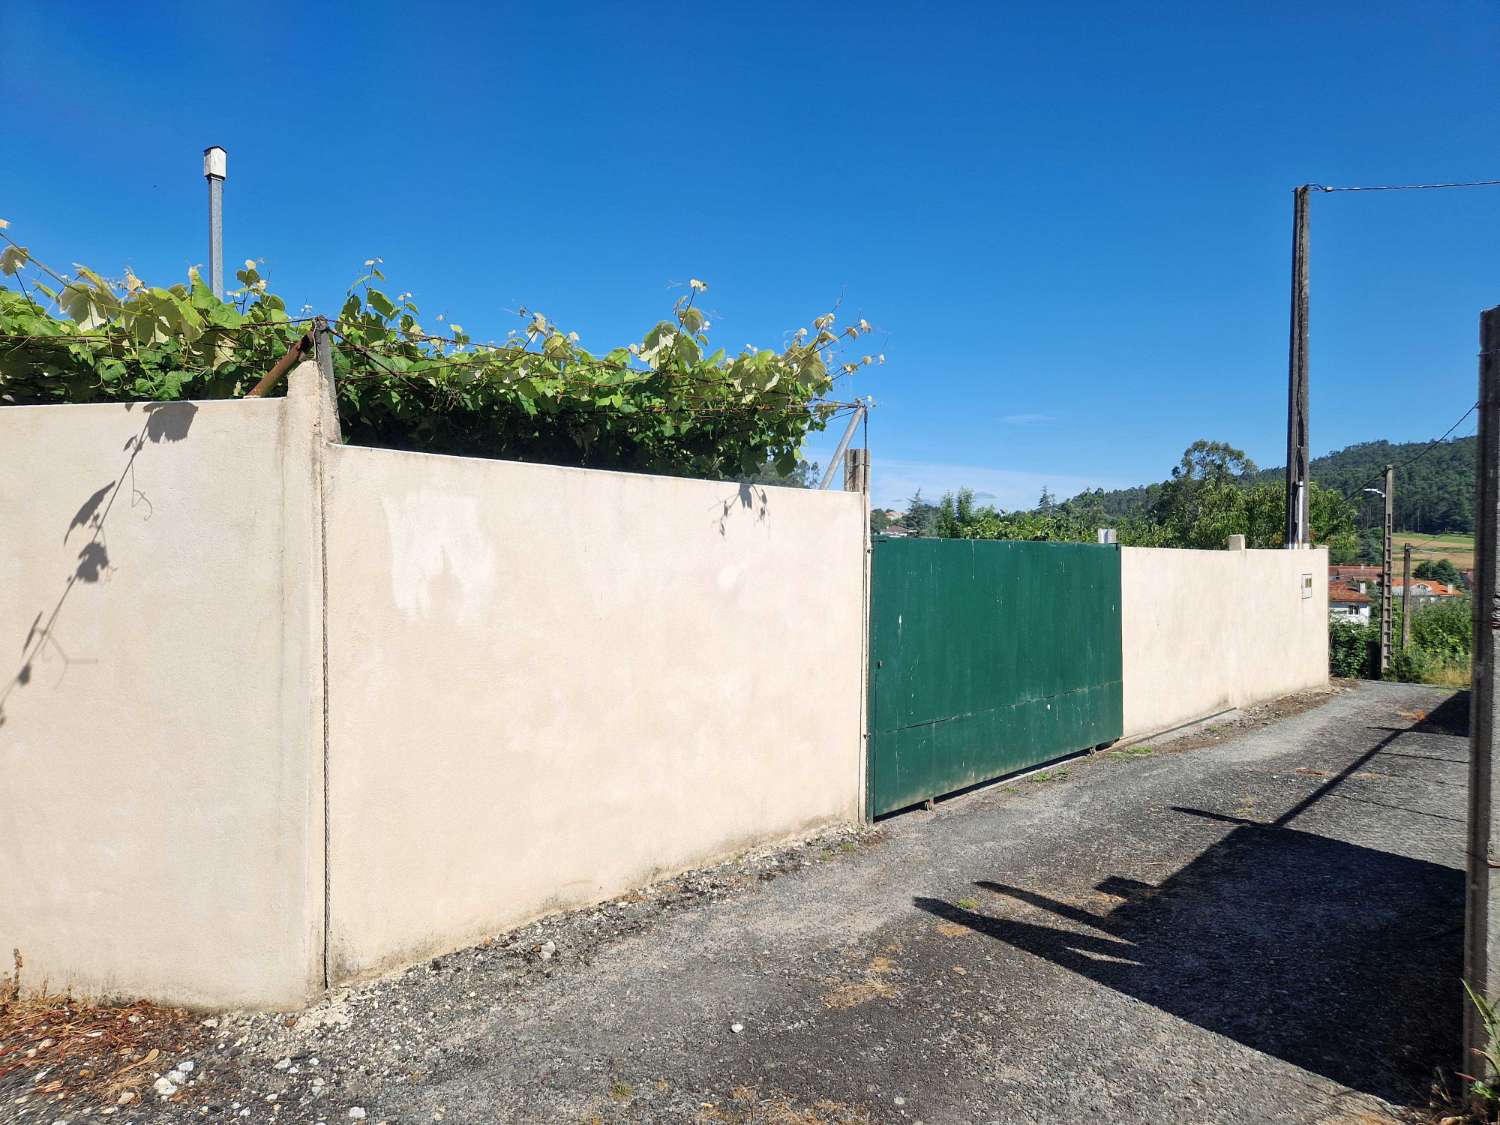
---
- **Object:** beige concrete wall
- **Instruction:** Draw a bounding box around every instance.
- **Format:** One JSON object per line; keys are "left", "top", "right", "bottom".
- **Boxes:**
{"left": 0, "top": 368, "right": 334, "bottom": 1008}
{"left": 1, "top": 372, "right": 1336, "bottom": 1008}
{"left": 1120, "top": 546, "right": 1329, "bottom": 740}
{"left": 323, "top": 446, "right": 866, "bottom": 979}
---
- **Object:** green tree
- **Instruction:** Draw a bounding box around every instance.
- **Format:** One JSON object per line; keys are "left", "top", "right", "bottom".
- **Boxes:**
{"left": 1063, "top": 435, "right": 1478, "bottom": 538}
{"left": 903, "top": 490, "right": 943, "bottom": 538}
{"left": 936, "top": 488, "right": 992, "bottom": 538}
{"left": 1150, "top": 441, "right": 1356, "bottom": 553}
{"left": 744, "top": 458, "right": 820, "bottom": 488}
{"left": 927, "top": 487, "right": 1166, "bottom": 545}
{"left": 1151, "top": 441, "right": 1259, "bottom": 549}
{"left": 913, "top": 439, "right": 1356, "bottom": 553}
{"left": 1240, "top": 480, "right": 1358, "bottom": 558}
{"left": 1413, "top": 558, "right": 1462, "bottom": 587}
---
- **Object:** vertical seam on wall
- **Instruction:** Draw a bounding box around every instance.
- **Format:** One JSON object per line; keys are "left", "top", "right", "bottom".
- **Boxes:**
{"left": 319, "top": 453, "right": 331, "bottom": 992}
{"left": 316, "top": 419, "right": 332, "bottom": 993}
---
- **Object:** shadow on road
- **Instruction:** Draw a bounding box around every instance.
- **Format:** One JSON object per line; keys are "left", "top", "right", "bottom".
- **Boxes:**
{"left": 915, "top": 698, "right": 1468, "bottom": 1104}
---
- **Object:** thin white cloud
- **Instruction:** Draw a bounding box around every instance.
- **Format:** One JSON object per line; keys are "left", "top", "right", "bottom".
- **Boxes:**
{"left": 866, "top": 458, "right": 1131, "bottom": 512}
{"left": 1000, "top": 413, "right": 1055, "bottom": 425}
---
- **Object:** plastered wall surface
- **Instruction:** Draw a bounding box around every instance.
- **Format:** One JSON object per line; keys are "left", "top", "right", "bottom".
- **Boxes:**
{"left": 0, "top": 390, "right": 326, "bottom": 1008}
{"left": 322, "top": 445, "right": 866, "bottom": 978}
{"left": 1120, "top": 546, "right": 1329, "bottom": 740}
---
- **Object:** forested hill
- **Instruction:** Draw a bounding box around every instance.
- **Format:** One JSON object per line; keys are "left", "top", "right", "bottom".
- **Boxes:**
{"left": 1268, "top": 437, "right": 1475, "bottom": 533}
{"left": 1063, "top": 436, "right": 1476, "bottom": 533}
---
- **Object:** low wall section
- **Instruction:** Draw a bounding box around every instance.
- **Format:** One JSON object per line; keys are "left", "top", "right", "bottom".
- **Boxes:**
{"left": 1120, "top": 546, "right": 1329, "bottom": 741}
{"left": 1, "top": 364, "right": 865, "bottom": 1006}
{"left": 321, "top": 445, "right": 867, "bottom": 979}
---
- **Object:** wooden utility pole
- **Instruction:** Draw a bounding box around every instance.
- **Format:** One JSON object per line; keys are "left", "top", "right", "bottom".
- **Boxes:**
{"left": 843, "top": 447, "right": 869, "bottom": 493}
{"left": 1380, "top": 465, "right": 1394, "bottom": 676}
{"left": 1465, "top": 304, "right": 1500, "bottom": 1086}
{"left": 1285, "top": 185, "right": 1312, "bottom": 548}
{"left": 819, "top": 406, "right": 866, "bottom": 490}
{"left": 1401, "top": 543, "right": 1412, "bottom": 651}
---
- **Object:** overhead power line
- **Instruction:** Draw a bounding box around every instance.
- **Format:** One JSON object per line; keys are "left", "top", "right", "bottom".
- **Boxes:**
{"left": 1341, "top": 401, "right": 1479, "bottom": 502}
{"left": 1309, "top": 179, "right": 1500, "bottom": 193}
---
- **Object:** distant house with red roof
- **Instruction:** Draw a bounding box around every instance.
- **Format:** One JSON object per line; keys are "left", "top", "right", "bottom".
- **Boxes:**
{"left": 1391, "top": 577, "right": 1462, "bottom": 604}
{"left": 1328, "top": 569, "right": 1463, "bottom": 625}
{"left": 1329, "top": 580, "right": 1372, "bottom": 624}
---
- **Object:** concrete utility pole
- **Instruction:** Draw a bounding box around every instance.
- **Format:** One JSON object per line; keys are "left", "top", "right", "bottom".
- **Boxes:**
{"left": 1401, "top": 543, "right": 1413, "bottom": 651}
{"left": 203, "top": 146, "right": 227, "bottom": 300}
{"left": 1284, "top": 185, "right": 1312, "bottom": 548}
{"left": 1465, "top": 304, "right": 1500, "bottom": 1088}
{"left": 1381, "top": 465, "right": 1394, "bottom": 676}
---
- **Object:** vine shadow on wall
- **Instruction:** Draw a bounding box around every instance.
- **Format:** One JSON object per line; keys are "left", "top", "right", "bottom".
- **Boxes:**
{"left": 0, "top": 401, "right": 198, "bottom": 729}
{"left": 714, "top": 482, "right": 770, "bottom": 538}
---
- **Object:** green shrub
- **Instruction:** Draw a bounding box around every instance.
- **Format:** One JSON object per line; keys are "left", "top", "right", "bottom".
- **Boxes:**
{"left": 1329, "top": 618, "right": 1375, "bottom": 678}
{"left": 1388, "top": 647, "right": 1431, "bottom": 683}
{"left": 1411, "top": 597, "right": 1471, "bottom": 661}
{"left": 1330, "top": 597, "right": 1472, "bottom": 685}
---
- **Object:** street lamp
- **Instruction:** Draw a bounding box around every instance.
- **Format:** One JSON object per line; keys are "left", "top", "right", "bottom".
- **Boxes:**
{"left": 203, "top": 146, "right": 227, "bottom": 300}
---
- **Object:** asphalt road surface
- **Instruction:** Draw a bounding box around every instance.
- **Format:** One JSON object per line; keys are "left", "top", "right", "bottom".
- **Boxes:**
{"left": 25, "top": 681, "right": 1466, "bottom": 1125}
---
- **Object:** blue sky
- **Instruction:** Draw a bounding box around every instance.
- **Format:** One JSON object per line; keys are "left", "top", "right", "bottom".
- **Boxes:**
{"left": 9, "top": 2, "right": 1498, "bottom": 509}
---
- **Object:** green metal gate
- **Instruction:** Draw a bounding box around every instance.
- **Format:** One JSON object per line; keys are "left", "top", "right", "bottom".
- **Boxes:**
{"left": 866, "top": 537, "right": 1123, "bottom": 817}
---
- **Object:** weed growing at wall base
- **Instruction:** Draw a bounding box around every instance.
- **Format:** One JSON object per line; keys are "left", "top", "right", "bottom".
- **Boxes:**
{"left": 1462, "top": 981, "right": 1500, "bottom": 1110}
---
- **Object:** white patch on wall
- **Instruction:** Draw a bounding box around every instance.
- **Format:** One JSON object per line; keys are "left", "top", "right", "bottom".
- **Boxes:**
{"left": 1301, "top": 573, "right": 1313, "bottom": 600}
{"left": 381, "top": 491, "right": 497, "bottom": 619}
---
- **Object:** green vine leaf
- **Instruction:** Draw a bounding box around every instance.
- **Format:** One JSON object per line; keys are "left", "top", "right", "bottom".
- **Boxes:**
{"left": 0, "top": 234, "right": 877, "bottom": 479}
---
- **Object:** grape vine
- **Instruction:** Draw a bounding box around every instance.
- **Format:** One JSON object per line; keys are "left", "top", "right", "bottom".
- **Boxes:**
{"left": 0, "top": 227, "right": 879, "bottom": 478}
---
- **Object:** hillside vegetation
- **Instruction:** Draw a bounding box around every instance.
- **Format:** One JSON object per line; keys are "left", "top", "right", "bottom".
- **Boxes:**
{"left": 1066, "top": 436, "right": 1475, "bottom": 536}
{"left": 896, "top": 440, "right": 1359, "bottom": 557}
